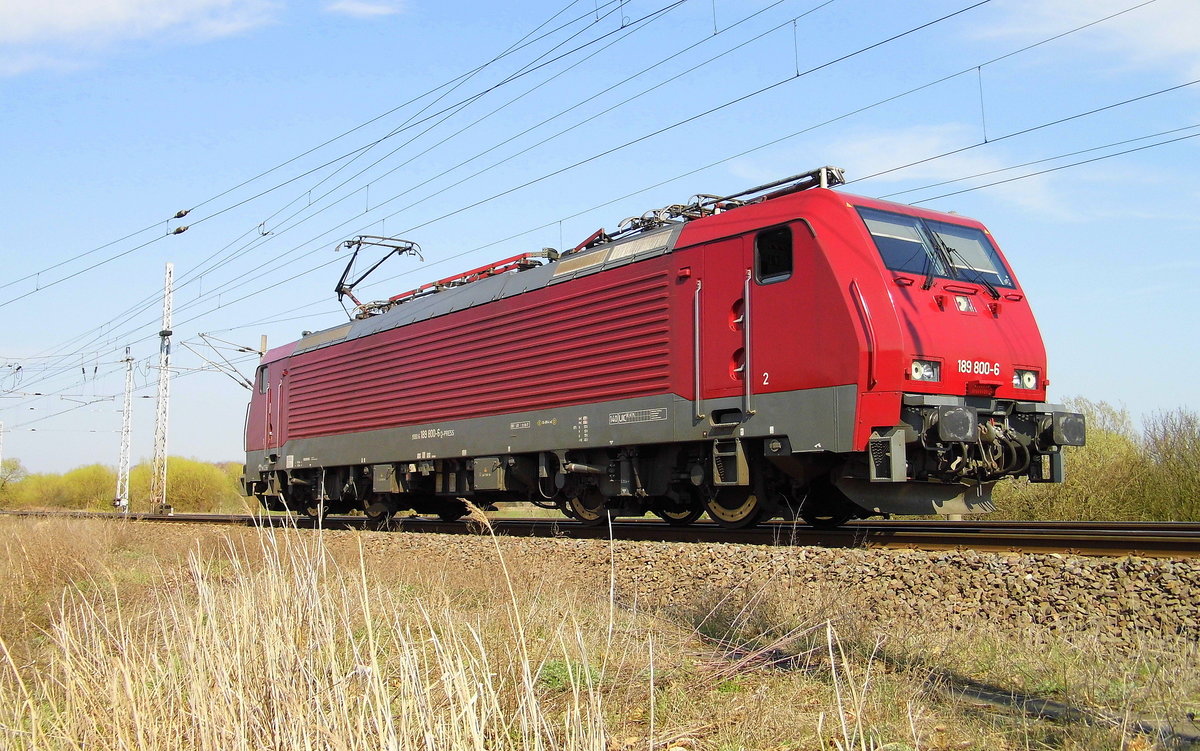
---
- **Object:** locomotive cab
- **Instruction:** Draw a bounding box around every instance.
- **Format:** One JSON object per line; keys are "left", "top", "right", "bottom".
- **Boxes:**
{"left": 817, "top": 194, "right": 1086, "bottom": 517}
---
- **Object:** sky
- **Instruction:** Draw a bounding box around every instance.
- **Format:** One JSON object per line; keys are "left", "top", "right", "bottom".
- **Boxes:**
{"left": 1, "top": 0, "right": 1198, "bottom": 474}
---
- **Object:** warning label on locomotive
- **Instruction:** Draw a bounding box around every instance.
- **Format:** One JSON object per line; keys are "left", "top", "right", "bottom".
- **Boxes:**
{"left": 608, "top": 408, "right": 668, "bottom": 425}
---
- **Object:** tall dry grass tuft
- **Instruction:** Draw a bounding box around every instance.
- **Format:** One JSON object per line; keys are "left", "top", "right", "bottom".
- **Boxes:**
{"left": 0, "top": 524, "right": 614, "bottom": 750}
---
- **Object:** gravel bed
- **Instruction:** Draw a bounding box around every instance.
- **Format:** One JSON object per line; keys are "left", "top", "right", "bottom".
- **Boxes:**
{"left": 341, "top": 529, "right": 1200, "bottom": 642}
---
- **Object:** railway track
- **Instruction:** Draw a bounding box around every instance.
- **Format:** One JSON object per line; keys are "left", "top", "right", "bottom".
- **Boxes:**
{"left": 6, "top": 510, "right": 1199, "bottom": 558}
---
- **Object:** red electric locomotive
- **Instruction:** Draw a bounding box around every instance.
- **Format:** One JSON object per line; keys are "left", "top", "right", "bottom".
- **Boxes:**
{"left": 242, "top": 166, "right": 1085, "bottom": 528}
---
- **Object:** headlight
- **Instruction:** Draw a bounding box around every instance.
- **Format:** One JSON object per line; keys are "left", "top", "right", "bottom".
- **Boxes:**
{"left": 910, "top": 359, "right": 941, "bottom": 382}
{"left": 1013, "top": 369, "right": 1039, "bottom": 390}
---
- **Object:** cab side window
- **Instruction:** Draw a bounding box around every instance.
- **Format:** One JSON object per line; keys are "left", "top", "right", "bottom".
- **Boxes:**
{"left": 755, "top": 226, "right": 792, "bottom": 283}
{"left": 257, "top": 365, "right": 268, "bottom": 394}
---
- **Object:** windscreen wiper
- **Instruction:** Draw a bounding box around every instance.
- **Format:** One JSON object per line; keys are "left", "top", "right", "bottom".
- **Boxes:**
{"left": 931, "top": 231, "right": 1000, "bottom": 299}
{"left": 921, "top": 248, "right": 937, "bottom": 290}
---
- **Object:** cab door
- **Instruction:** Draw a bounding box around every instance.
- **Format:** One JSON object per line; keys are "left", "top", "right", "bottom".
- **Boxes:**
{"left": 748, "top": 220, "right": 846, "bottom": 394}
{"left": 246, "top": 363, "right": 269, "bottom": 451}
{"left": 699, "top": 236, "right": 750, "bottom": 412}
{"left": 745, "top": 224, "right": 795, "bottom": 400}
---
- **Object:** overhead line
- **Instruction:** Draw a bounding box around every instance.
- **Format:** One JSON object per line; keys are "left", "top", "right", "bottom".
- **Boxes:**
{"left": 258, "top": 0, "right": 643, "bottom": 232}
{"left": 0, "top": 0, "right": 624, "bottom": 309}
{"left": 182, "top": 0, "right": 690, "bottom": 234}
{"left": 149, "top": 0, "right": 973, "bottom": 328}
{"left": 42, "top": 126, "right": 1199, "bottom": 431}
{"left": 181, "top": 0, "right": 625, "bottom": 219}
{"left": 880, "top": 122, "right": 1200, "bottom": 198}
{"left": 323, "top": 0, "right": 831, "bottom": 248}
{"left": 255, "top": 0, "right": 695, "bottom": 245}
{"left": 3, "top": 0, "right": 1164, "bottom": 414}
{"left": 851, "top": 78, "right": 1200, "bottom": 185}
{"left": 911, "top": 131, "right": 1200, "bottom": 203}
{"left": 40, "top": 0, "right": 778, "bottom": 358}
{"left": 368, "top": 1, "right": 995, "bottom": 239}
{"left": 162, "top": 0, "right": 804, "bottom": 325}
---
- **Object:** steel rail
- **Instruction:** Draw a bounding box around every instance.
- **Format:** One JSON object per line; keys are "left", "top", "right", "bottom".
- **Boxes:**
{"left": 3, "top": 510, "right": 1198, "bottom": 558}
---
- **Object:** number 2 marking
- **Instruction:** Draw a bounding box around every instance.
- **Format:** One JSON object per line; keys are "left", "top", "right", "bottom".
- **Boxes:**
{"left": 762, "top": 372, "right": 770, "bottom": 386}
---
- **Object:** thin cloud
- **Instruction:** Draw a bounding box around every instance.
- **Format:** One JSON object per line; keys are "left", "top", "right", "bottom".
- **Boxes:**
{"left": 983, "top": 0, "right": 1200, "bottom": 80}
{"left": 325, "top": 0, "right": 406, "bottom": 18}
{"left": 0, "top": 0, "right": 279, "bottom": 75}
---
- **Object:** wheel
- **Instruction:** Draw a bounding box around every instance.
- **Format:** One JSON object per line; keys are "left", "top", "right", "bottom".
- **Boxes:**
{"left": 364, "top": 500, "right": 394, "bottom": 530}
{"left": 703, "top": 487, "right": 767, "bottom": 529}
{"left": 653, "top": 506, "right": 705, "bottom": 526}
{"left": 302, "top": 498, "right": 329, "bottom": 522}
{"left": 437, "top": 499, "right": 468, "bottom": 522}
{"left": 651, "top": 490, "right": 705, "bottom": 526}
{"left": 798, "top": 476, "right": 859, "bottom": 529}
{"left": 799, "top": 510, "right": 853, "bottom": 529}
{"left": 565, "top": 488, "right": 611, "bottom": 526}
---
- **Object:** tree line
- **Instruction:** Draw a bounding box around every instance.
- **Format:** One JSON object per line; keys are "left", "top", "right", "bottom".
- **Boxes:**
{"left": 0, "top": 457, "right": 249, "bottom": 514}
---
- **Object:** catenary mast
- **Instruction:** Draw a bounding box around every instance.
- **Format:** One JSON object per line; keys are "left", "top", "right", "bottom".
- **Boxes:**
{"left": 149, "top": 263, "right": 173, "bottom": 513}
{"left": 114, "top": 346, "right": 134, "bottom": 512}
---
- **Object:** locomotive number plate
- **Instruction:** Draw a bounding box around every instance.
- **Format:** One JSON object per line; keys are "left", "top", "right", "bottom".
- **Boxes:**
{"left": 957, "top": 359, "right": 1001, "bottom": 376}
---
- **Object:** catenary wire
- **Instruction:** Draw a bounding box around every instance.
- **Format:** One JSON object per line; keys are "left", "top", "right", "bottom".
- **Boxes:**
{"left": 911, "top": 131, "right": 1200, "bottom": 203}
{"left": 0, "top": 0, "right": 623, "bottom": 305}
{"left": 879, "top": 122, "right": 1200, "bottom": 198}
{"left": 162, "top": 0, "right": 694, "bottom": 321}
{"left": 15, "top": 0, "right": 680, "bottom": 362}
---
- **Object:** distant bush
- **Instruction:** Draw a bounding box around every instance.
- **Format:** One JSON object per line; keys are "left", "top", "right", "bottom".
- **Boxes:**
{"left": 4, "top": 458, "right": 249, "bottom": 513}
{"left": 0, "top": 458, "right": 27, "bottom": 505}
{"left": 994, "top": 400, "right": 1200, "bottom": 521}
{"left": 1139, "top": 409, "right": 1200, "bottom": 518}
{"left": 130, "top": 457, "right": 248, "bottom": 513}
{"left": 8, "top": 465, "right": 116, "bottom": 510}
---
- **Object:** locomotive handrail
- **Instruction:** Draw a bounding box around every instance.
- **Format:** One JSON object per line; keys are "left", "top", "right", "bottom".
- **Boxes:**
{"left": 693, "top": 280, "right": 705, "bottom": 422}
{"left": 743, "top": 270, "right": 755, "bottom": 416}
{"left": 849, "top": 279, "right": 878, "bottom": 389}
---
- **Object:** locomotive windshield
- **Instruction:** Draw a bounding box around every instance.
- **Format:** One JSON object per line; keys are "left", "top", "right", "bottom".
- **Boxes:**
{"left": 857, "top": 207, "right": 1013, "bottom": 289}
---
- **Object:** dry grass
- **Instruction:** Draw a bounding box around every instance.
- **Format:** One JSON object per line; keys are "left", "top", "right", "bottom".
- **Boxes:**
{"left": 0, "top": 517, "right": 1194, "bottom": 750}
{"left": 665, "top": 581, "right": 1200, "bottom": 751}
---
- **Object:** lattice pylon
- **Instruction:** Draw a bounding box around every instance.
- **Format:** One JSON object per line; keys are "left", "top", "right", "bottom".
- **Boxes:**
{"left": 149, "top": 263, "right": 173, "bottom": 513}
{"left": 114, "top": 347, "right": 133, "bottom": 511}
